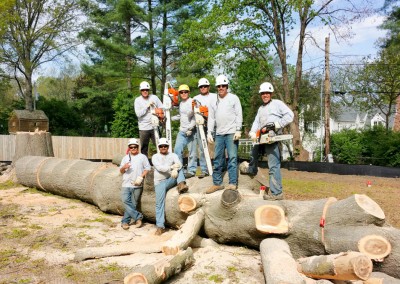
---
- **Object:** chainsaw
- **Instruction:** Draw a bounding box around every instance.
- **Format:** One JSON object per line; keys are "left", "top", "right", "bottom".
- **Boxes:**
{"left": 163, "top": 82, "right": 180, "bottom": 152}
{"left": 255, "top": 122, "right": 293, "bottom": 145}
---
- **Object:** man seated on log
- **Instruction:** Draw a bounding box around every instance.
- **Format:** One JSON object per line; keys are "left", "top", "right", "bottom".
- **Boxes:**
{"left": 246, "top": 82, "right": 294, "bottom": 201}
{"left": 119, "top": 138, "right": 151, "bottom": 230}
{"left": 152, "top": 138, "right": 189, "bottom": 235}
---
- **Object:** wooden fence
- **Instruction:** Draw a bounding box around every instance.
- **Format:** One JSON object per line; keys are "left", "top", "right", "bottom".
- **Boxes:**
{"left": 0, "top": 135, "right": 128, "bottom": 162}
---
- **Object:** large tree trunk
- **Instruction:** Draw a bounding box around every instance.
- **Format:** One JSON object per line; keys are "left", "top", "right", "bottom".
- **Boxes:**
{"left": 14, "top": 156, "right": 400, "bottom": 279}
{"left": 12, "top": 131, "right": 54, "bottom": 165}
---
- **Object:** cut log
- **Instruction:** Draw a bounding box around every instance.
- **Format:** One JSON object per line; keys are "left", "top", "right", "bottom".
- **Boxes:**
{"left": 358, "top": 235, "right": 391, "bottom": 262}
{"left": 260, "top": 238, "right": 308, "bottom": 284}
{"left": 254, "top": 204, "right": 289, "bottom": 234}
{"left": 297, "top": 251, "right": 372, "bottom": 280}
{"left": 14, "top": 156, "right": 400, "bottom": 278}
{"left": 368, "top": 272, "right": 400, "bottom": 283}
{"left": 123, "top": 248, "right": 194, "bottom": 284}
{"left": 178, "top": 194, "right": 204, "bottom": 213}
{"left": 162, "top": 209, "right": 205, "bottom": 255}
{"left": 190, "top": 235, "right": 219, "bottom": 248}
{"left": 12, "top": 131, "right": 54, "bottom": 165}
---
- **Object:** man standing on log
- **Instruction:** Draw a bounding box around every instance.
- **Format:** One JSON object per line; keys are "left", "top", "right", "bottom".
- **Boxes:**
{"left": 206, "top": 74, "right": 243, "bottom": 193}
{"left": 173, "top": 84, "right": 197, "bottom": 178}
{"left": 192, "top": 77, "right": 217, "bottom": 178}
{"left": 134, "top": 81, "right": 163, "bottom": 157}
{"left": 152, "top": 138, "right": 189, "bottom": 235}
{"left": 119, "top": 138, "right": 151, "bottom": 230}
{"left": 247, "top": 82, "right": 294, "bottom": 200}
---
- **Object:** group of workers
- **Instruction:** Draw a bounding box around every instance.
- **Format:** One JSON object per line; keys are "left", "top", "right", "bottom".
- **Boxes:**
{"left": 119, "top": 75, "right": 294, "bottom": 235}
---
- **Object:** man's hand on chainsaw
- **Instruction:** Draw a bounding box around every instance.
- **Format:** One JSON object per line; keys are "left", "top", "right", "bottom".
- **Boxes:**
{"left": 170, "top": 169, "right": 178, "bottom": 179}
{"left": 151, "top": 115, "right": 159, "bottom": 126}
{"left": 170, "top": 163, "right": 181, "bottom": 170}
{"left": 147, "top": 101, "right": 155, "bottom": 109}
{"left": 249, "top": 132, "right": 257, "bottom": 143}
{"left": 268, "top": 130, "right": 276, "bottom": 137}
{"left": 207, "top": 132, "right": 214, "bottom": 144}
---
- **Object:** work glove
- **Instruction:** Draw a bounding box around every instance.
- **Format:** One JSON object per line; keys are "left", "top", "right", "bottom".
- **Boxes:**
{"left": 207, "top": 132, "right": 214, "bottom": 144}
{"left": 191, "top": 100, "right": 197, "bottom": 109}
{"left": 147, "top": 101, "right": 155, "bottom": 109}
{"left": 171, "top": 115, "right": 180, "bottom": 121}
{"left": 249, "top": 132, "right": 257, "bottom": 143}
{"left": 133, "top": 176, "right": 143, "bottom": 186}
{"left": 233, "top": 131, "right": 241, "bottom": 140}
{"left": 170, "top": 169, "right": 178, "bottom": 179}
{"left": 170, "top": 163, "right": 181, "bottom": 170}
{"left": 274, "top": 121, "right": 281, "bottom": 130}
{"left": 186, "top": 130, "right": 193, "bottom": 137}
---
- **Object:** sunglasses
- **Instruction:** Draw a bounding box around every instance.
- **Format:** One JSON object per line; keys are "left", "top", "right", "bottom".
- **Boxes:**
{"left": 217, "top": 85, "right": 228, "bottom": 89}
{"left": 260, "top": 92, "right": 272, "bottom": 96}
{"left": 158, "top": 145, "right": 169, "bottom": 148}
{"left": 199, "top": 85, "right": 209, "bottom": 89}
{"left": 179, "top": 91, "right": 189, "bottom": 94}
{"left": 141, "top": 89, "right": 149, "bottom": 92}
{"left": 129, "top": 145, "right": 138, "bottom": 149}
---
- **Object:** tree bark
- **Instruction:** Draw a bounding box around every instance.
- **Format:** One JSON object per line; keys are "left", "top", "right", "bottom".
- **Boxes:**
{"left": 12, "top": 131, "right": 54, "bottom": 165}
{"left": 123, "top": 248, "right": 194, "bottom": 284}
{"left": 260, "top": 238, "right": 308, "bottom": 284}
{"left": 14, "top": 156, "right": 400, "bottom": 279}
{"left": 297, "top": 251, "right": 372, "bottom": 281}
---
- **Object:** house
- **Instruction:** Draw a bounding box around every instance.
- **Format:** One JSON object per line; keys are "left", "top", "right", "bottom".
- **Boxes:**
{"left": 301, "top": 105, "right": 397, "bottom": 161}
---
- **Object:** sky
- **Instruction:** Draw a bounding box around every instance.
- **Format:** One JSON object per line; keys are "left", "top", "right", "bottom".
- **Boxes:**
{"left": 36, "top": 0, "right": 389, "bottom": 81}
{"left": 286, "top": 0, "right": 388, "bottom": 73}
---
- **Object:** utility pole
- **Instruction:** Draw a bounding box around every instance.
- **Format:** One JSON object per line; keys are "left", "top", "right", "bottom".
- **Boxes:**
{"left": 324, "top": 36, "right": 331, "bottom": 158}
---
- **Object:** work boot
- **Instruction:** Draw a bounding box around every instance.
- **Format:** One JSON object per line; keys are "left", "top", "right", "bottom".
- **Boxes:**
{"left": 154, "top": 227, "right": 166, "bottom": 236}
{"left": 135, "top": 219, "right": 142, "bottom": 228}
{"left": 121, "top": 223, "right": 129, "bottom": 230}
{"left": 198, "top": 172, "right": 209, "bottom": 179}
{"left": 184, "top": 172, "right": 195, "bottom": 178}
{"left": 225, "top": 184, "right": 237, "bottom": 190}
{"left": 177, "top": 181, "right": 189, "bottom": 194}
{"left": 206, "top": 185, "right": 224, "bottom": 194}
{"left": 263, "top": 192, "right": 284, "bottom": 201}
{"left": 128, "top": 219, "right": 136, "bottom": 226}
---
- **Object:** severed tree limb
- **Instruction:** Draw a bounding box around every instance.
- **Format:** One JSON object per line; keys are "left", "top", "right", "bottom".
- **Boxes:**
{"left": 297, "top": 251, "right": 373, "bottom": 281}
{"left": 254, "top": 204, "right": 289, "bottom": 234}
{"left": 260, "top": 238, "right": 308, "bottom": 284}
{"left": 162, "top": 209, "right": 205, "bottom": 255}
{"left": 123, "top": 248, "right": 194, "bottom": 284}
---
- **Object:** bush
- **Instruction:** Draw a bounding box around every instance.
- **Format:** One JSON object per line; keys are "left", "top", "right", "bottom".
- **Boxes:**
{"left": 331, "top": 127, "right": 400, "bottom": 167}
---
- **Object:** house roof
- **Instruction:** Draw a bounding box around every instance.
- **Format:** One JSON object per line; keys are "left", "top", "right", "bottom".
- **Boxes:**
{"left": 11, "top": 110, "right": 48, "bottom": 120}
{"left": 334, "top": 106, "right": 395, "bottom": 128}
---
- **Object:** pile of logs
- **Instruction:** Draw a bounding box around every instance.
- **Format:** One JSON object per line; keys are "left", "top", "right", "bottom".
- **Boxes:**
{"left": 14, "top": 156, "right": 400, "bottom": 283}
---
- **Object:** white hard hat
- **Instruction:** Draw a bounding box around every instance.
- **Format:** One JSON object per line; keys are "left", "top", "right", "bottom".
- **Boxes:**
{"left": 198, "top": 78, "right": 210, "bottom": 87}
{"left": 215, "top": 74, "right": 229, "bottom": 86}
{"left": 128, "top": 138, "right": 139, "bottom": 146}
{"left": 139, "top": 81, "right": 150, "bottom": 90}
{"left": 259, "top": 82, "right": 274, "bottom": 93}
{"left": 157, "top": 138, "right": 170, "bottom": 147}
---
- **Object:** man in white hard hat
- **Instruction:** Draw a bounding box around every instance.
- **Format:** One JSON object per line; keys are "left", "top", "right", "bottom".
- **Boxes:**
{"left": 247, "top": 82, "right": 294, "bottom": 200}
{"left": 192, "top": 77, "right": 217, "bottom": 178}
{"left": 119, "top": 138, "right": 151, "bottom": 230}
{"left": 134, "top": 81, "right": 163, "bottom": 157}
{"left": 206, "top": 74, "right": 243, "bottom": 194}
{"left": 152, "top": 138, "right": 189, "bottom": 235}
{"left": 173, "top": 84, "right": 197, "bottom": 178}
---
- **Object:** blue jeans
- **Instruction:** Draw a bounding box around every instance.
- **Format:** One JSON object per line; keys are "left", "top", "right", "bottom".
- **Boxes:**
{"left": 194, "top": 129, "right": 209, "bottom": 174}
{"left": 213, "top": 134, "right": 238, "bottom": 185}
{"left": 154, "top": 169, "right": 185, "bottom": 228}
{"left": 174, "top": 131, "right": 197, "bottom": 174}
{"left": 248, "top": 143, "right": 282, "bottom": 195}
{"left": 121, "top": 187, "right": 143, "bottom": 224}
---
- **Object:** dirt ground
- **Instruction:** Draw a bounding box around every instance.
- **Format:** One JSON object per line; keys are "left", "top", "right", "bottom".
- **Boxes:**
{"left": 0, "top": 168, "right": 399, "bottom": 284}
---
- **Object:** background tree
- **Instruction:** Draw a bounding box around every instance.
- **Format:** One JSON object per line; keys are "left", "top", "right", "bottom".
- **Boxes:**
{"left": 0, "top": 0, "right": 81, "bottom": 111}
{"left": 179, "top": 0, "right": 376, "bottom": 161}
